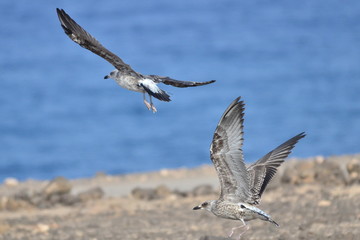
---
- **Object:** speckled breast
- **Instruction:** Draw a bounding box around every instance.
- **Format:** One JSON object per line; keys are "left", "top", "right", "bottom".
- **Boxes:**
{"left": 213, "top": 201, "right": 244, "bottom": 220}
{"left": 114, "top": 74, "right": 144, "bottom": 93}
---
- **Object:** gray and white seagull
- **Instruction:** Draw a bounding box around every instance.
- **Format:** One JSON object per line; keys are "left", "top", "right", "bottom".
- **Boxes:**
{"left": 56, "top": 8, "right": 215, "bottom": 112}
{"left": 193, "top": 97, "right": 305, "bottom": 239}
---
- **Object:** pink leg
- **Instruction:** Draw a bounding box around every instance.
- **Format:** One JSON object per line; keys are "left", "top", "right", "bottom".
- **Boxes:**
{"left": 236, "top": 220, "right": 250, "bottom": 240}
{"left": 143, "top": 93, "right": 152, "bottom": 111}
{"left": 149, "top": 96, "right": 157, "bottom": 113}
{"left": 228, "top": 220, "right": 247, "bottom": 238}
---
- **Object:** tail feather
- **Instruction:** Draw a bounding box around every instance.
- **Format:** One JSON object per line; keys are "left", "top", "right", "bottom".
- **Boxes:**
{"left": 140, "top": 83, "right": 171, "bottom": 102}
{"left": 269, "top": 218, "right": 279, "bottom": 227}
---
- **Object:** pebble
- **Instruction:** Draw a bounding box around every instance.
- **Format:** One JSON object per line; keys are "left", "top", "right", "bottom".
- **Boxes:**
{"left": 42, "top": 177, "right": 72, "bottom": 197}
{"left": 36, "top": 223, "right": 50, "bottom": 233}
{"left": 4, "top": 178, "right": 19, "bottom": 187}
{"left": 318, "top": 200, "right": 331, "bottom": 207}
{"left": 77, "top": 187, "right": 104, "bottom": 201}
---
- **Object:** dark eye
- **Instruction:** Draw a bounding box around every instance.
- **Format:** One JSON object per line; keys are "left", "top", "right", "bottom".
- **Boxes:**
{"left": 202, "top": 202, "right": 208, "bottom": 207}
{"left": 240, "top": 204, "right": 245, "bottom": 209}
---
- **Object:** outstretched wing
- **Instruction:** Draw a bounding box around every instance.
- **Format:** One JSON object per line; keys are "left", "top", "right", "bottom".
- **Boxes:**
{"left": 148, "top": 75, "right": 216, "bottom": 88}
{"left": 247, "top": 132, "right": 306, "bottom": 204}
{"left": 210, "top": 97, "right": 251, "bottom": 203}
{"left": 56, "top": 8, "right": 139, "bottom": 76}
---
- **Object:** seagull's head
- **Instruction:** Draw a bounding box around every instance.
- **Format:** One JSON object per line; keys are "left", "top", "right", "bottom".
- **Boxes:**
{"left": 104, "top": 70, "right": 117, "bottom": 80}
{"left": 193, "top": 200, "right": 215, "bottom": 212}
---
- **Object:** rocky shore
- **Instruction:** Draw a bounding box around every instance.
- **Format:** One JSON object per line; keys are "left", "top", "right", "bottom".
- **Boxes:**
{"left": 0, "top": 154, "right": 359, "bottom": 240}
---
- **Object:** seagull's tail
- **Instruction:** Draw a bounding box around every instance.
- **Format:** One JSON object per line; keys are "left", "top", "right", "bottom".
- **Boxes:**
{"left": 268, "top": 218, "right": 279, "bottom": 227}
{"left": 139, "top": 80, "right": 171, "bottom": 102}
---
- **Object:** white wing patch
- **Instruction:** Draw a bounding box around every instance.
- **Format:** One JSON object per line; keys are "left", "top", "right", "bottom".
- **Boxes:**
{"left": 139, "top": 79, "right": 161, "bottom": 94}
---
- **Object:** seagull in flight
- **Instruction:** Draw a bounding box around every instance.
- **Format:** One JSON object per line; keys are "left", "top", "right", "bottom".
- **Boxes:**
{"left": 56, "top": 8, "right": 215, "bottom": 113}
{"left": 193, "top": 97, "right": 305, "bottom": 239}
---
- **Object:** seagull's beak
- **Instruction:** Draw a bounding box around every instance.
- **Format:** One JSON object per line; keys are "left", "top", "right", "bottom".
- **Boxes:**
{"left": 193, "top": 205, "right": 202, "bottom": 210}
{"left": 104, "top": 75, "right": 109, "bottom": 79}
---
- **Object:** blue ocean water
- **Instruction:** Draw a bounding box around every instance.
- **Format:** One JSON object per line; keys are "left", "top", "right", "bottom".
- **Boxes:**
{"left": 0, "top": 0, "right": 359, "bottom": 181}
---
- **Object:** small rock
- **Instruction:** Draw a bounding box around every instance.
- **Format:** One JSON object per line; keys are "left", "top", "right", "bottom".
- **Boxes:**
{"left": 1, "top": 197, "right": 33, "bottom": 211}
{"left": 317, "top": 200, "right": 331, "bottom": 207}
{"left": 42, "top": 177, "right": 72, "bottom": 197}
{"left": 77, "top": 187, "right": 104, "bottom": 202}
{"left": 4, "top": 178, "right": 19, "bottom": 187}
{"left": 131, "top": 187, "right": 157, "bottom": 200}
{"left": 131, "top": 185, "right": 173, "bottom": 200}
{"left": 347, "top": 158, "right": 360, "bottom": 173}
{"left": 173, "top": 189, "right": 187, "bottom": 198}
{"left": 315, "top": 155, "right": 325, "bottom": 164}
{"left": 28, "top": 192, "right": 47, "bottom": 208}
{"left": 60, "top": 193, "right": 80, "bottom": 205}
{"left": 36, "top": 223, "right": 50, "bottom": 233}
{"left": 14, "top": 189, "right": 32, "bottom": 202}
{"left": 347, "top": 158, "right": 360, "bottom": 183}
{"left": 75, "top": 231, "right": 84, "bottom": 237}
{"left": 155, "top": 185, "right": 171, "bottom": 198}
{"left": 159, "top": 169, "right": 170, "bottom": 177}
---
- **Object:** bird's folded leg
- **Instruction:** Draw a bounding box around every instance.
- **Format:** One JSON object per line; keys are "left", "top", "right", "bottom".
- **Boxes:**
{"left": 236, "top": 220, "right": 249, "bottom": 240}
{"left": 143, "top": 93, "right": 152, "bottom": 111}
{"left": 149, "top": 96, "right": 157, "bottom": 113}
{"left": 228, "top": 225, "right": 245, "bottom": 238}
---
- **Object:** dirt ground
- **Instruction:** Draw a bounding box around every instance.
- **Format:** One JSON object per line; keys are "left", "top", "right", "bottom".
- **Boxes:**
{"left": 0, "top": 155, "right": 359, "bottom": 240}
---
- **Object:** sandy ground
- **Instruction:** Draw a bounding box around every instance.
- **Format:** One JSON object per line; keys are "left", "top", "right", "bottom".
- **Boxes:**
{"left": 0, "top": 155, "right": 359, "bottom": 240}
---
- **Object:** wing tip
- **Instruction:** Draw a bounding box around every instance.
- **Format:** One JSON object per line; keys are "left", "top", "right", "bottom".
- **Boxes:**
{"left": 202, "top": 79, "right": 216, "bottom": 85}
{"left": 56, "top": 8, "right": 71, "bottom": 33}
{"left": 56, "top": 8, "right": 66, "bottom": 18}
{"left": 215, "top": 96, "right": 245, "bottom": 127}
{"left": 292, "top": 132, "right": 307, "bottom": 143}
{"left": 226, "top": 96, "right": 245, "bottom": 114}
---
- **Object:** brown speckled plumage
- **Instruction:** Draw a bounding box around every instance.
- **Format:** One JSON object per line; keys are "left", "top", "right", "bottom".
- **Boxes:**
{"left": 193, "top": 97, "right": 305, "bottom": 239}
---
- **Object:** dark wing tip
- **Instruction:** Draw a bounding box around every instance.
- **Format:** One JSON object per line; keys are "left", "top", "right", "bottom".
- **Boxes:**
{"left": 290, "top": 132, "right": 306, "bottom": 144}
{"left": 56, "top": 8, "right": 66, "bottom": 19}
{"left": 271, "top": 219, "right": 280, "bottom": 227}
{"left": 201, "top": 79, "right": 216, "bottom": 85}
{"left": 213, "top": 96, "right": 245, "bottom": 143}
{"left": 192, "top": 79, "right": 216, "bottom": 86}
{"left": 154, "top": 76, "right": 216, "bottom": 88}
{"left": 298, "top": 132, "right": 306, "bottom": 138}
{"left": 222, "top": 96, "right": 244, "bottom": 117}
{"left": 56, "top": 8, "right": 72, "bottom": 35}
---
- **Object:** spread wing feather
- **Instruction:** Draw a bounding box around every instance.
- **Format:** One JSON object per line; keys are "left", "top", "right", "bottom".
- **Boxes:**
{"left": 56, "top": 8, "right": 139, "bottom": 76}
{"left": 247, "top": 132, "right": 306, "bottom": 204}
{"left": 148, "top": 75, "right": 216, "bottom": 88}
{"left": 210, "top": 97, "right": 251, "bottom": 203}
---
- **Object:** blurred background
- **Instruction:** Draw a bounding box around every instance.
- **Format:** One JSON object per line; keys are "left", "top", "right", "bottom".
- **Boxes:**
{"left": 0, "top": 0, "right": 359, "bottom": 181}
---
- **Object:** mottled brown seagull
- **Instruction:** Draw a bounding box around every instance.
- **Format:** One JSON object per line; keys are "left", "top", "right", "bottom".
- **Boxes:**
{"left": 193, "top": 97, "right": 305, "bottom": 239}
{"left": 56, "top": 8, "right": 215, "bottom": 112}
